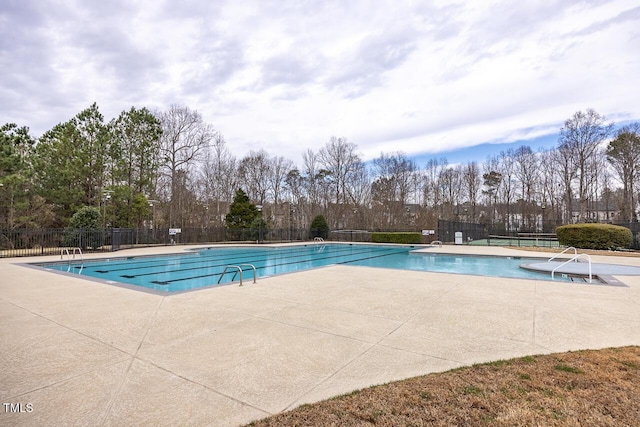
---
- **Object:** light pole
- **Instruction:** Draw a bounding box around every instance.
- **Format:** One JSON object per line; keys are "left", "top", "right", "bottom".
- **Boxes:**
{"left": 256, "top": 205, "right": 262, "bottom": 244}
{"left": 148, "top": 199, "right": 158, "bottom": 229}
{"left": 0, "top": 183, "right": 4, "bottom": 228}
{"left": 102, "top": 190, "right": 113, "bottom": 229}
{"left": 290, "top": 206, "right": 296, "bottom": 241}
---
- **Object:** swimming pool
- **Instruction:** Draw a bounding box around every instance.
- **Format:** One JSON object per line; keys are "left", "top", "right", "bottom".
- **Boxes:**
{"left": 34, "top": 243, "right": 574, "bottom": 293}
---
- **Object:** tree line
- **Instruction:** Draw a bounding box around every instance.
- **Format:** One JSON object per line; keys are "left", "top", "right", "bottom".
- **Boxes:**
{"left": 1, "top": 105, "right": 639, "bottom": 233}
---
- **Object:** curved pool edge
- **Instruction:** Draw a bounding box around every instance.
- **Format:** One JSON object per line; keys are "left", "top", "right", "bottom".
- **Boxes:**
{"left": 519, "top": 261, "right": 640, "bottom": 287}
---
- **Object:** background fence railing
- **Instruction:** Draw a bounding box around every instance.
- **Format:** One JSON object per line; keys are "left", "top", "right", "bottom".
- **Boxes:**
{"left": 0, "top": 227, "right": 318, "bottom": 258}
{"left": 2, "top": 221, "right": 639, "bottom": 258}
{"left": 621, "top": 221, "right": 640, "bottom": 250}
{"left": 437, "top": 220, "right": 640, "bottom": 249}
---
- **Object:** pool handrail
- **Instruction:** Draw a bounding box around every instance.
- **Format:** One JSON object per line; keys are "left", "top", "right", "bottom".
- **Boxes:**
{"left": 237, "top": 264, "right": 257, "bottom": 285}
{"left": 430, "top": 240, "right": 443, "bottom": 248}
{"left": 547, "top": 247, "right": 577, "bottom": 263}
{"left": 218, "top": 264, "right": 257, "bottom": 286}
{"left": 551, "top": 253, "right": 592, "bottom": 283}
{"left": 60, "top": 247, "right": 84, "bottom": 263}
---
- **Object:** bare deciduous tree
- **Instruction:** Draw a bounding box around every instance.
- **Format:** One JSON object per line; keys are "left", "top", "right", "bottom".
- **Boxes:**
{"left": 237, "top": 149, "right": 271, "bottom": 206}
{"left": 513, "top": 146, "right": 540, "bottom": 229}
{"left": 438, "top": 166, "right": 462, "bottom": 219}
{"left": 318, "top": 137, "right": 362, "bottom": 227}
{"left": 462, "top": 161, "right": 482, "bottom": 221}
{"left": 269, "top": 155, "right": 294, "bottom": 209}
{"left": 558, "top": 109, "right": 614, "bottom": 222}
{"left": 422, "top": 157, "right": 448, "bottom": 216}
{"left": 372, "top": 152, "right": 418, "bottom": 227}
{"left": 199, "top": 133, "right": 237, "bottom": 226}
{"left": 607, "top": 123, "right": 640, "bottom": 222}
{"left": 158, "top": 105, "right": 214, "bottom": 226}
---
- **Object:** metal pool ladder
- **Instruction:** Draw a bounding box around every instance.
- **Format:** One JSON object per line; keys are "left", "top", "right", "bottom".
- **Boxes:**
{"left": 61, "top": 247, "right": 83, "bottom": 263}
{"left": 61, "top": 247, "right": 84, "bottom": 273}
{"left": 217, "top": 264, "right": 257, "bottom": 286}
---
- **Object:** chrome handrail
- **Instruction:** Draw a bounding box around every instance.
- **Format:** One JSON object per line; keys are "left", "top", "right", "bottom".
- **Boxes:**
{"left": 551, "top": 253, "right": 592, "bottom": 283}
{"left": 72, "top": 247, "right": 83, "bottom": 262}
{"left": 548, "top": 246, "right": 577, "bottom": 262}
{"left": 217, "top": 264, "right": 257, "bottom": 286}
{"left": 238, "top": 264, "right": 257, "bottom": 285}
{"left": 60, "top": 247, "right": 84, "bottom": 263}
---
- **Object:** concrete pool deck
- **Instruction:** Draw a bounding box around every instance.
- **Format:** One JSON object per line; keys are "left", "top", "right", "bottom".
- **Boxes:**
{"left": 2, "top": 244, "right": 640, "bottom": 426}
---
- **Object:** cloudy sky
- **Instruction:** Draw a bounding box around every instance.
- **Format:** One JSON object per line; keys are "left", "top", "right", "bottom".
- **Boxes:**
{"left": 1, "top": 0, "right": 639, "bottom": 166}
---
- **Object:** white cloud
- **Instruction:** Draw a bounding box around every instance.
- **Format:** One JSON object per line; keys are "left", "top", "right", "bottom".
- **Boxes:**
{"left": 1, "top": 0, "right": 639, "bottom": 166}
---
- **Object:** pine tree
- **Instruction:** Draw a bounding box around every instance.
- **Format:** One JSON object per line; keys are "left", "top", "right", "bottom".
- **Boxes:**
{"left": 310, "top": 214, "right": 329, "bottom": 239}
{"left": 225, "top": 189, "right": 258, "bottom": 229}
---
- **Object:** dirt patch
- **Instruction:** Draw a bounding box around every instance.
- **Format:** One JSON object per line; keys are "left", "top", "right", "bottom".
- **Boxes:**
{"left": 247, "top": 346, "right": 640, "bottom": 427}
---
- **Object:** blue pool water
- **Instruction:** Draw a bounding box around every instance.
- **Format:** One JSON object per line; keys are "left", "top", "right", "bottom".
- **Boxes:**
{"left": 35, "top": 244, "right": 573, "bottom": 293}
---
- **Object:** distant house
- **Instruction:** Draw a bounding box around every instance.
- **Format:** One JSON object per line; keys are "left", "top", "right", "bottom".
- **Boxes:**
{"left": 569, "top": 199, "right": 619, "bottom": 223}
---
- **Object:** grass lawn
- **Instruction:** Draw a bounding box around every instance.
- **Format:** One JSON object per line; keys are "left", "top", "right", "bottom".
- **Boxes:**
{"left": 247, "top": 346, "right": 640, "bottom": 426}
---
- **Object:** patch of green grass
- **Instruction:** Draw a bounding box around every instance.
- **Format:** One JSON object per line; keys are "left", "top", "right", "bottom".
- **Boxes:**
{"left": 332, "top": 389, "right": 361, "bottom": 400}
{"left": 500, "top": 386, "right": 517, "bottom": 400}
{"left": 554, "top": 364, "right": 584, "bottom": 374}
{"left": 487, "top": 359, "right": 512, "bottom": 370}
{"left": 463, "top": 385, "right": 483, "bottom": 396}
{"left": 552, "top": 409, "right": 566, "bottom": 420}
{"left": 519, "top": 373, "right": 531, "bottom": 380}
{"left": 519, "top": 355, "right": 537, "bottom": 363}
{"left": 363, "top": 409, "right": 384, "bottom": 422}
{"left": 330, "top": 409, "right": 345, "bottom": 419}
{"left": 420, "top": 391, "right": 432, "bottom": 400}
{"left": 620, "top": 360, "right": 640, "bottom": 369}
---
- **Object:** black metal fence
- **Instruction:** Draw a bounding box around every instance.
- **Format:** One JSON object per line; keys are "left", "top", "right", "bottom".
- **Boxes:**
{"left": 437, "top": 220, "right": 640, "bottom": 249}
{"left": 330, "top": 230, "right": 372, "bottom": 242}
{"left": 617, "top": 222, "right": 640, "bottom": 250}
{"left": 437, "top": 220, "right": 488, "bottom": 243}
{"left": 0, "top": 227, "right": 315, "bottom": 258}
{"left": 3, "top": 221, "right": 639, "bottom": 258}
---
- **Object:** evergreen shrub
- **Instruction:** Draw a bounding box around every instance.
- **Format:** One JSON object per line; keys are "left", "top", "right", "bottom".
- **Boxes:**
{"left": 371, "top": 232, "right": 421, "bottom": 244}
{"left": 310, "top": 215, "right": 329, "bottom": 239}
{"left": 63, "top": 206, "right": 103, "bottom": 249}
{"left": 556, "top": 223, "right": 632, "bottom": 250}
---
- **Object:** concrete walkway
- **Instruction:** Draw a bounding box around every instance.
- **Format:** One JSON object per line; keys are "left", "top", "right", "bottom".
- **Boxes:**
{"left": 2, "top": 245, "right": 640, "bottom": 426}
